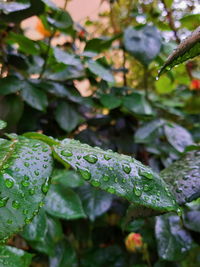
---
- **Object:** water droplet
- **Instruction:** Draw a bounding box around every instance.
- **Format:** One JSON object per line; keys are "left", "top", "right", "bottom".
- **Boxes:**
{"left": 5, "top": 179, "right": 14, "bottom": 189}
{"left": 104, "top": 155, "right": 111, "bottom": 161}
{"left": 34, "top": 170, "right": 39, "bottom": 176}
{"left": 133, "top": 185, "right": 142, "bottom": 197}
{"left": 156, "top": 76, "right": 159, "bottom": 81}
{"left": 21, "top": 180, "right": 30, "bottom": 187}
{"left": 33, "top": 143, "right": 40, "bottom": 148}
{"left": 139, "top": 170, "right": 153, "bottom": 179}
{"left": 0, "top": 197, "right": 9, "bottom": 208}
{"left": 77, "top": 167, "right": 91, "bottom": 180}
{"left": 83, "top": 154, "right": 98, "bottom": 164}
{"left": 176, "top": 188, "right": 183, "bottom": 193}
{"left": 24, "top": 175, "right": 29, "bottom": 181}
{"left": 24, "top": 162, "right": 30, "bottom": 167}
{"left": 177, "top": 208, "right": 183, "bottom": 217}
{"left": 91, "top": 180, "right": 100, "bottom": 187}
{"left": 29, "top": 188, "right": 35, "bottom": 195}
{"left": 25, "top": 217, "right": 31, "bottom": 224}
{"left": 107, "top": 187, "right": 116, "bottom": 194}
{"left": 109, "top": 167, "right": 113, "bottom": 171}
{"left": 42, "top": 147, "right": 49, "bottom": 152}
{"left": 12, "top": 200, "right": 20, "bottom": 209}
{"left": 61, "top": 150, "right": 73, "bottom": 157}
{"left": 122, "top": 178, "right": 126, "bottom": 183}
{"left": 41, "top": 179, "right": 50, "bottom": 194}
{"left": 144, "top": 184, "right": 150, "bottom": 192}
{"left": 114, "top": 177, "right": 118, "bottom": 183}
{"left": 122, "top": 164, "right": 131, "bottom": 174}
{"left": 102, "top": 175, "right": 109, "bottom": 182}
{"left": 43, "top": 164, "right": 48, "bottom": 169}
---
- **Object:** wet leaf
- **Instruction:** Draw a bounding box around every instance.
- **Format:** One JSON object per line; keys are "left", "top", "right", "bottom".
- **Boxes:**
{"left": 53, "top": 139, "right": 179, "bottom": 213}
{"left": 159, "top": 26, "right": 200, "bottom": 76}
{"left": 161, "top": 151, "right": 200, "bottom": 205}
{"left": 0, "top": 136, "right": 53, "bottom": 240}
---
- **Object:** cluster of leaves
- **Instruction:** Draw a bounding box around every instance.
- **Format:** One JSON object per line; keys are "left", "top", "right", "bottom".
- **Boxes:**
{"left": 0, "top": 0, "right": 200, "bottom": 266}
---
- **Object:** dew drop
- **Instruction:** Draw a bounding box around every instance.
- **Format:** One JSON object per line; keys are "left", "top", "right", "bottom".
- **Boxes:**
{"left": 7, "top": 219, "right": 13, "bottom": 225}
{"left": 122, "top": 164, "right": 131, "bottom": 174}
{"left": 29, "top": 188, "right": 35, "bottom": 195}
{"left": 41, "top": 179, "right": 50, "bottom": 194}
{"left": 39, "top": 201, "right": 44, "bottom": 208}
{"left": 25, "top": 217, "right": 31, "bottom": 224}
{"left": 12, "top": 200, "right": 20, "bottom": 209}
{"left": 21, "top": 180, "right": 30, "bottom": 187}
{"left": 83, "top": 154, "right": 98, "bottom": 164}
{"left": 23, "top": 209, "right": 28, "bottom": 215}
{"left": 107, "top": 187, "right": 116, "bottom": 194}
{"left": 34, "top": 170, "right": 39, "bottom": 176}
{"left": 114, "top": 177, "right": 118, "bottom": 183}
{"left": 176, "top": 188, "right": 183, "bottom": 193}
{"left": 91, "top": 180, "right": 100, "bottom": 187}
{"left": 102, "top": 174, "right": 109, "bottom": 182}
{"left": 61, "top": 150, "right": 73, "bottom": 157}
{"left": 144, "top": 184, "right": 150, "bottom": 192}
{"left": 5, "top": 179, "right": 14, "bottom": 189}
{"left": 139, "top": 170, "right": 153, "bottom": 179}
{"left": 42, "top": 147, "right": 49, "bottom": 152}
{"left": 134, "top": 185, "right": 142, "bottom": 197}
{"left": 0, "top": 197, "right": 9, "bottom": 208}
{"left": 122, "top": 178, "right": 126, "bottom": 183}
{"left": 104, "top": 154, "right": 111, "bottom": 161}
{"left": 24, "top": 162, "right": 30, "bottom": 167}
{"left": 43, "top": 164, "right": 48, "bottom": 169}
{"left": 77, "top": 167, "right": 91, "bottom": 180}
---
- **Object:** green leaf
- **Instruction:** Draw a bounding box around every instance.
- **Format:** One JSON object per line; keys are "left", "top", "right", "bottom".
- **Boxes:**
{"left": 0, "top": 246, "right": 33, "bottom": 267}
{"left": 100, "top": 94, "right": 121, "bottom": 109}
{"left": 134, "top": 119, "right": 165, "bottom": 143}
{"left": 7, "top": 32, "right": 39, "bottom": 55}
{"left": 180, "top": 14, "right": 200, "bottom": 31}
{"left": 155, "top": 213, "right": 194, "bottom": 261}
{"left": 159, "top": 26, "right": 200, "bottom": 76}
{"left": 21, "top": 81, "right": 48, "bottom": 111}
{"left": 164, "top": 122, "right": 194, "bottom": 153}
{"left": 0, "top": 2, "right": 30, "bottom": 13}
{"left": 123, "top": 26, "right": 162, "bottom": 66}
{"left": 87, "top": 60, "right": 115, "bottom": 83}
{"left": 23, "top": 211, "right": 63, "bottom": 256}
{"left": 55, "top": 101, "right": 83, "bottom": 132}
{"left": 0, "top": 136, "right": 53, "bottom": 240}
{"left": 161, "top": 151, "right": 200, "bottom": 205}
{"left": 23, "top": 132, "right": 59, "bottom": 146}
{"left": 45, "top": 184, "right": 86, "bottom": 220}
{"left": 49, "top": 240, "right": 78, "bottom": 267}
{"left": 0, "top": 120, "right": 7, "bottom": 130}
{"left": 53, "top": 139, "right": 179, "bottom": 213}
{"left": 84, "top": 36, "right": 119, "bottom": 53}
{"left": 155, "top": 75, "right": 175, "bottom": 94}
{"left": 54, "top": 47, "right": 82, "bottom": 67}
{"left": 52, "top": 169, "right": 85, "bottom": 188}
{"left": 122, "top": 92, "right": 153, "bottom": 115}
{"left": 47, "top": 9, "right": 73, "bottom": 28}
{"left": 0, "top": 76, "right": 22, "bottom": 95}
{"left": 78, "top": 185, "right": 113, "bottom": 221}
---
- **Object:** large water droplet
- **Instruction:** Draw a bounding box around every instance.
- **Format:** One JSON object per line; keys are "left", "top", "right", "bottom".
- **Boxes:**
{"left": 133, "top": 185, "right": 142, "bottom": 197}
{"left": 122, "top": 164, "right": 131, "bottom": 174}
{"left": 23, "top": 209, "right": 28, "bottom": 215}
{"left": 12, "top": 200, "right": 20, "bottom": 209}
{"left": 61, "top": 150, "right": 73, "bottom": 157}
{"left": 21, "top": 180, "right": 30, "bottom": 187}
{"left": 139, "top": 170, "right": 153, "bottom": 180}
{"left": 42, "top": 147, "right": 49, "bottom": 152}
{"left": 41, "top": 179, "right": 50, "bottom": 194}
{"left": 0, "top": 197, "right": 9, "bottom": 208}
{"left": 77, "top": 167, "right": 91, "bottom": 180}
{"left": 34, "top": 170, "right": 39, "bottom": 176}
{"left": 91, "top": 180, "right": 100, "bottom": 187}
{"left": 104, "top": 154, "right": 111, "bottom": 161}
{"left": 102, "top": 174, "right": 109, "bottom": 182}
{"left": 29, "top": 188, "right": 35, "bottom": 195}
{"left": 5, "top": 179, "right": 14, "bottom": 189}
{"left": 83, "top": 154, "right": 98, "bottom": 164}
{"left": 7, "top": 219, "right": 13, "bottom": 225}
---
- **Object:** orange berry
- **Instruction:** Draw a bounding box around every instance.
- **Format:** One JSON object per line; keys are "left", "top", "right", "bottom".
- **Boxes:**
{"left": 190, "top": 79, "right": 200, "bottom": 90}
{"left": 125, "top": 232, "right": 143, "bottom": 252}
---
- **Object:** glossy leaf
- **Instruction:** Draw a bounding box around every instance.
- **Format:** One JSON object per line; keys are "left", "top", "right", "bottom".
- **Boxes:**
{"left": 0, "top": 136, "right": 53, "bottom": 240}
{"left": 123, "top": 25, "right": 162, "bottom": 66}
{"left": 55, "top": 101, "right": 83, "bottom": 132}
{"left": 54, "top": 47, "right": 82, "bottom": 67}
{"left": 0, "top": 2, "right": 30, "bottom": 14}
{"left": 0, "top": 76, "right": 22, "bottom": 95}
{"left": 0, "top": 246, "right": 33, "bottom": 267}
{"left": 87, "top": 60, "right": 115, "bottom": 83}
{"left": 159, "top": 26, "right": 200, "bottom": 76}
{"left": 100, "top": 94, "right": 122, "bottom": 109}
{"left": 21, "top": 81, "right": 48, "bottom": 111}
{"left": 164, "top": 122, "right": 194, "bottom": 153}
{"left": 78, "top": 185, "right": 113, "bottom": 221}
{"left": 53, "top": 138, "right": 179, "bottom": 213}
{"left": 45, "top": 184, "right": 86, "bottom": 220}
{"left": 161, "top": 151, "right": 200, "bottom": 205}
{"left": 49, "top": 240, "right": 78, "bottom": 267}
{"left": 155, "top": 213, "right": 194, "bottom": 261}
{"left": 52, "top": 169, "right": 84, "bottom": 188}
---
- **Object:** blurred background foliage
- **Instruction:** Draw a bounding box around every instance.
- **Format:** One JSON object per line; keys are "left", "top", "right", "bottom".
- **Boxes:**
{"left": 0, "top": 0, "right": 200, "bottom": 266}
